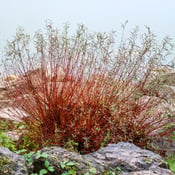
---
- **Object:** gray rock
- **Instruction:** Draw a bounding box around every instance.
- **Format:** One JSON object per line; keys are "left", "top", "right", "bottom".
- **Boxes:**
{"left": 0, "top": 142, "right": 173, "bottom": 174}
{"left": 122, "top": 167, "right": 173, "bottom": 175}
{"left": 32, "top": 146, "right": 98, "bottom": 175}
{"left": 32, "top": 142, "right": 173, "bottom": 175}
{"left": 0, "top": 147, "right": 28, "bottom": 175}
{"left": 86, "top": 142, "right": 171, "bottom": 173}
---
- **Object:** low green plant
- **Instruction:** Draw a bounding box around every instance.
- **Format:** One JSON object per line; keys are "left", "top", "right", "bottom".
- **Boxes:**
{"left": 101, "top": 129, "right": 111, "bottom": 147}
{"left": 166, "top": 154, "right": 175, "bottom": 174}
{"left": 60, "top": 160, "right": 97, "bottom": 175}
{"left": 16, "top": 149, "right": 55, "bottom": 175}
{"left": 16, "top": 131, "right": 40, "bottom": 152}
{"left": 63, "top": 139, "right": 79, "bottom": 152}
{"left": 0, "top": 119, "right": 23, "bottom": 133}
{"left": 60, "top": 160, "right": 79, "bottom": 175}
{"left": 0, "top": 132, "right": 16, "bottom": 151}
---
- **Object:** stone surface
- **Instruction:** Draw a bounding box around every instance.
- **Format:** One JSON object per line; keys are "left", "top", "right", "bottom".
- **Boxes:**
{"left": 32, "top": 146, "right": 98, "bottom": 175}
{"left": 32, "top": 142, "right": 173, "bottom": 175}
{"left": 86, "top": 142, "right": 172, "bottom": 174}
{"left": 0, "top": 147, "right": 28, "bottom": 175}
{"left": 0, "top": 142, "right": 173, "bottom": 175}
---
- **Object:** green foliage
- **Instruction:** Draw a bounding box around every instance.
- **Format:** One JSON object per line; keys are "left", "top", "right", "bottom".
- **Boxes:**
{"left": 16, "top": 149, "right": 55, "bottom": 175}
{"left": 0, "top": 119, "right": 24, "bottom": 132}
{"left": 0, "top": 132, "right": 16, "bottom": 151}
{"left": 166, "top": 154, "right": 175, "bottom": 173}
{"left": 101, "top": 129, "right": 111, "bottom": 147}
{"left": 60, "top": 160, "right": 79, "bottom": 175}
{"left": 0, "top": 119, "right": 27, "bottom": 152}
{"left": 63, "top": 139, "right": 79, "bottom": 152}
{"left": 16, "top": 131, "right": 40, "bottom": 151}
{"left": 60, "top": 160, "right": 97, "bottom": 175}
{"left": 103, "top": 167, "right": 122, "bottom": 175}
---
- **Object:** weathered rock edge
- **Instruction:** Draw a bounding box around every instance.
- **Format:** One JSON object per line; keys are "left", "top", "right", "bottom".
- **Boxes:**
{"left": 0, "top": 142, "right": 173, "bottom": 175}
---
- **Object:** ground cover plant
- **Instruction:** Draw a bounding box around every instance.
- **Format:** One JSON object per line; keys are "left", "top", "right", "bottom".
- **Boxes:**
{"left": 1, "top": 21, "right": 175, "bottom": 155}
{"left": 166, "top": 154, "right": 175, "bottom": 173}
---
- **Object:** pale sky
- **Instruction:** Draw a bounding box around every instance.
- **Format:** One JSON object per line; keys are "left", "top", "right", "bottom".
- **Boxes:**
{"left": 0, "top": 0, "right": 175, "bottom": 57}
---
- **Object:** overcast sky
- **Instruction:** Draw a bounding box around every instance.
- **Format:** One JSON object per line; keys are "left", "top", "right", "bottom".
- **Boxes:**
{"left": 0, "top": 0, "right": 175, "bottom": 56}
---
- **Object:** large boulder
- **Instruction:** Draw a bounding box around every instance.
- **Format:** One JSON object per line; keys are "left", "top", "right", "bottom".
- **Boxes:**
{"left": 86, "top": 142, "right": 172, "bottom": 175}
{"left": 32, "top": 146, "right": 97, "bottom": 175}
{"left": 0, "top": 147, "right": 28, "bottom": 175}
{"left": 0, "top": 142, "right": 173, "bottom": 174}
{"left": 32, "top": 142, "right": 173, "bottom": 175}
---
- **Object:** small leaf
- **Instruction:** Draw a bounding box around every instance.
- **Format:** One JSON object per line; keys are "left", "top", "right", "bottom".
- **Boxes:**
{"left": 60, "top": 160, "right": 69, "bottom": 168}
{"left": 37, "top": 150, "right": 41, "bottom": 154}
{"left": 84, "top": 173, "right": 90, "bottom": 175}
{"left": 39, "top": 169, "right": 48, "bottom": 175}
{"left": 48, "top": 166, "right": 55, "bottom": 172}
{"left": 28, "top": 161, "right": 33, "bottom": 166}
{"left": 90, "top": 167, "right": 97, "bottom": 174}
{"left": 70, "top": 169, "right": 76, "bottom": 175}
{"left": 15, "top": 149, "right": 27, "bottom": 154}
{"left": 60, "top": 162, "right": 65, "bottom": 169}
{"left": 40, "top": 153, "right": 48, "bottom": 158}
{"left": 35, "top": 151, "right": 41, "bottom": 159}
{"left": 44, "top": 160, "right": 50, "bottom": 168}
{"left": 35, "top": 154, "right": 41, "bottom": 159}
{"left": 66, "top": 161, "right": 76, "bottom": 166}
{"left": 26, "top": 151, "right": 35, "bottom": 157}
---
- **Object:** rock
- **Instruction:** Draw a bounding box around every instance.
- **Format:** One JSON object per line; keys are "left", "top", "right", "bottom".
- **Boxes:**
{"left": 0, "top": 78, "right": 27, "bottom": 109}
{"left": 143, "top": 71, "right": 175, "bottom": 98}
{"left": 0, "top": 86, "right": 11, "bottom": 108}
{"left": 0, "top": 107, "right": 27, "bottom": 121}
{"left": 86, "top": 142, "right": 172, "bottom": 174}
{"left": 137, "top": 95, "right": 175, "bottom": 117}
{"left": 158, "top": 72, "right": 175, "bottom": 86}
{"left": 32, "top": 146, "right": 98, "bottom": 175}
{"left": 24, "top": 65, "right": 67, "bottom": 88}
{"left": 149, "top": 137, "right": 175, "bottom": 157}
{"left": 122, "top": 166, "right": 173, "bottom": 175}
{"left": 5, "top": 130, "right": 22, "bottom": 142}
{"left": 0, "top": 142, "right": 173, "bottom": 174}
{"left": 32, "top": 142, "right": 173, "bottom": 175}
{"left": 0, "top": 147, "right": 28, "bottom": 175}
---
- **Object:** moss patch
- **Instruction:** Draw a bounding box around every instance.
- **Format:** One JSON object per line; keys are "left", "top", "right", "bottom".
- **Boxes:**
{"left": 0, "top": 155, "right": 13, "bottom": 175}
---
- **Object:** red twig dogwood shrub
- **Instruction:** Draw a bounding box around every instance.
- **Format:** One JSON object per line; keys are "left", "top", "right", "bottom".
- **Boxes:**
{"left": 2, "top": 21, "right": 175, "bottom": 153}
